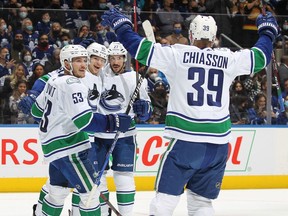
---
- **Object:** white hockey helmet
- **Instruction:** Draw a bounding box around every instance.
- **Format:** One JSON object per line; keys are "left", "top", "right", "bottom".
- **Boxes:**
{"left": 107, "top": 42, "right": 127, "bottom": 62}
{"left": 189, "top": 15, "right": 217, "bottom": 44}
{"left": 87, "top": 42, "right": 107, "bottom": 61}
{"left": 60, "top": 44, "right": 88, "bottom": 73}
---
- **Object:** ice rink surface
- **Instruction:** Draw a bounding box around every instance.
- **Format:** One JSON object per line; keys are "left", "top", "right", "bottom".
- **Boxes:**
{"left": 1, "top": 189, "right": 288, "bottom": 216}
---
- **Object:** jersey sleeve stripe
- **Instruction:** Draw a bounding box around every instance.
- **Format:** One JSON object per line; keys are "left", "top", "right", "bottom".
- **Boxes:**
{"left": 251, "top": 47, "right": 266, "bottom": 72}
{"left": 31, "top": 102, "right": 43, "bottom": 118}
{"left": 135, "top": 38, "right": 154, "bottom": 66}
{"left": 73, "top": 111, "right": 93, "bottom": 130}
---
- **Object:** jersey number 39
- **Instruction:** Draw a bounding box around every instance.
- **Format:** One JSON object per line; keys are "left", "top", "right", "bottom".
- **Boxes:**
{"left": 188, "top": 67, "right": 224, "bottom": 107}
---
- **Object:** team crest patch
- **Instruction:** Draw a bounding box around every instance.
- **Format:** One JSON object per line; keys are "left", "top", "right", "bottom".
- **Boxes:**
{"left": 66, "top": 77, "right": 81, "bottom": 84}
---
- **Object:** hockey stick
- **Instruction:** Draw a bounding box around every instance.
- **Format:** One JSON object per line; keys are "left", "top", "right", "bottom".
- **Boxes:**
{"left": 259, "top": 0, "right": 285, "bottom": 112}
{"left": 142, "top": 20, "right": 156, "bottom": 43}
{"left": 85, "top": 69, "right": 147, "bottom": 210}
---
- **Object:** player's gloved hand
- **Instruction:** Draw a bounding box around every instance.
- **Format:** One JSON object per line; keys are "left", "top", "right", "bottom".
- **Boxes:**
{"left": 106, "top": 113, "right": 132, "bottom": 132}
{"left": 101, "top": 8, "right": 133, "bottom": 34}
{"left": 256, "top": 11, "right": 278, "bottom": 42}
{"left": 80, "top": 38, "right": 96, "bottom": 48}
{"left": 133, "top": 99, "right": 152, "bottom": 121}
{"left": 18, "top": 90, "right": 40, "bottom": 114}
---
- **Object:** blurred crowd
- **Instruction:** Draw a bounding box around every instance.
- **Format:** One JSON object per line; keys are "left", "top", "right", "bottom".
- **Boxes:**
{"left": 0, "top": 0, "right": 288, "bottom": 125}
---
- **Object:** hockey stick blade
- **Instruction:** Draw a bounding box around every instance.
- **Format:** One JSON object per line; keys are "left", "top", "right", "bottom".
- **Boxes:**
{"left": 142, "top": 20, "right": 156, "bottom": 43}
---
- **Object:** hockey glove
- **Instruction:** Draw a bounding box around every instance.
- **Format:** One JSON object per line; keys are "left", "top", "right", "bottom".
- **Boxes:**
{"left": 133, "top": 99, "right": 152, "bottom": 121}
{"left": 18, "top": 90, "right": 40, "bottom": 114}
{"left": 256, "top": 12, "right": 278, "bottom": 42}
{"left": 80, "top": 38, "right": 96, "bottom": 48}
{"left": 106, "top": 113, "right": 132, "bottom": 132}
{"left": 101, "top": 8, "right": 133, "bottom": 35}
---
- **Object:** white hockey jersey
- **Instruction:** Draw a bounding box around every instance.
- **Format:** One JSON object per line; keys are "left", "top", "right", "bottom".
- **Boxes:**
{"left": 31, "top": 74, "right": 93, "bottom": 162}
{"left": 95, "top": 65, "right": 150, "bottom": 138}
{"left": 148, "top": 44, "right": 254, "bottom": 144}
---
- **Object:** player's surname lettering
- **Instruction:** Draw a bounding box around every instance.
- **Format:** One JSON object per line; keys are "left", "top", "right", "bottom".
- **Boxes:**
{"left": 45, "top": 83, "right": 56, "bottom": 97}
{"left": 183, "top": 51, "right": 228, "bottom": 69}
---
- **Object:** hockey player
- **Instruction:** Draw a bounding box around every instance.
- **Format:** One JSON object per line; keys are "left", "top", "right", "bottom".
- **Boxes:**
{"left": 100, "top": 8, "right": 278, "bottom": 216}
{"left": 31, "top": 44, "right": 131, "bottom": 216}
{"left": 70, "top": 42, "right": 109, "bottom": 215}
{"left": 92, "top": 41, "right": 152, "bottom": 216}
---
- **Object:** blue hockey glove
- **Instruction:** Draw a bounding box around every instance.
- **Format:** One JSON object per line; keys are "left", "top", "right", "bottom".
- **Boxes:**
{"left": 18, "top": 90, "right": 40, "bottom": 114}
{"left": 133, "top": 99, "right": 152, "bottom": 121}
{"left": 256, "top": 12, "right": 278, "bottom": 42}
{"left": 79, "top": 38, "right": 96, "bottom": 48}
{"left": 101, "top": 8, "right": 133, "bottom": 34}
{"left": 106, "top": 113, "right": 132, "bottom": 132}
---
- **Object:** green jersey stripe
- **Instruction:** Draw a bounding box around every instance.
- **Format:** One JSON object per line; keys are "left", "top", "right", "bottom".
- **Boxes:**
{"left": 251, "top": 47, "right": 266, "bottom": 72}
{"left": 135, "top": 39, "right": 153, "bottom": 65}
{"left": 39, "top": 74, "right": 50, "bottom": 83}
{"left": 31, "top": 103, "right": 43, "bottom": 118}
{"left": 42, "top": 132, "right": 89, "bottom": 155}
{"left": 73, "top": 111, "right": 93, "bottom": 130}
{"left": 165, "top": 115, "right": 231, "bottom": 134}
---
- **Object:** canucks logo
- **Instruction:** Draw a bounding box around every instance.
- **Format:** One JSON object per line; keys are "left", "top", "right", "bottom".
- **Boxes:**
{"left": 100, "top": 84, "right": 124, "bottom": 111}
{"left": 88, "top": 83, "right": 99, "bottom": 111}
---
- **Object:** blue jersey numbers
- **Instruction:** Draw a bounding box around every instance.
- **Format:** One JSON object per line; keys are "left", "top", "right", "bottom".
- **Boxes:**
{"left": 72, "top": 92, "right": 84, "bottom": 104}
{"left": 187, "top": 67, "right": 223, "bottom": 107}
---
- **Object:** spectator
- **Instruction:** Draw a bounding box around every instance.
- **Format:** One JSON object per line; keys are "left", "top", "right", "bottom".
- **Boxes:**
{"left": 27, "top": 63, "right": 45, "bottom": 89}
{"left": 230, "top": 79, "right": 247, "bottom": 97}
{"left": 95, "top": 21, "right": 117, "bottom": 48}
{"left": 9, "top": 6, "right": 31, "bottom": 31}
{"left": 0, "top": 18, "right": 13, "bottom": 48}
{"left": 229, "top": 94, "right": 250, "bottom": 124}
{"left": 0, "top": 47, "right": 15, "bottom": 78}
{"left": 45, "top": 0, "right": 66, "bottom": 27}
{"left": 243, "top": 73, "right": 262, "bottom": 102}
{"left": 64, "top": 0, "right": 89, "bottom": 31}
{"left": 59, "top": 32, "right": 73, "bottom": 48}
{"left": 43, "top": 47, "right": 61, "bottom": 74}
{"left": 247, "top": 93, "right": 278, "bottom": 125}
{"left": 165, "top": 21, "right": 189, "bottom": 45}
{"left": 35, "top": 11, "right": 52, "bottom": 35}
{"left": 48, "top": 21, "right": 66, "bottom": 48}
{"left": 73, "top": 24, "right": 93, "bottom": 44}
{"left": 2, "top": 63, "right": 27, "bottom": 124}
{"left": 21, "top": 18, "right": 39, "bottom": 50}
{"left": 21, "top": 49, "right": 35, "bottom": 78}
{"left": 156, "top": 0, "right": 184, "bottom": 37}
{"left": 148, "top": 79, "right": 169, "bottom": 124}
{"left": 146, "top": 67, "right": 169, "bottom": 94}
{"left": 32, "top": 33, "right": 54, "bottom": 64}
{"left": 88, "top": 11, "right": 100, "bottom": 32}
{"left": 9, "top": 79, "right": 33, "bottom": 124}
{"left": 9, "top": 31, "right": 31, "bottom": 63}
{"left": 278, "top": 55, "right": 288, "bottom": 90}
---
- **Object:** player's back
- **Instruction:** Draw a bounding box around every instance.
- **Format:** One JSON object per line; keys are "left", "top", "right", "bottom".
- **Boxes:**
{"left": 150, "top": 43, "right": 254, "bottom": 144}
